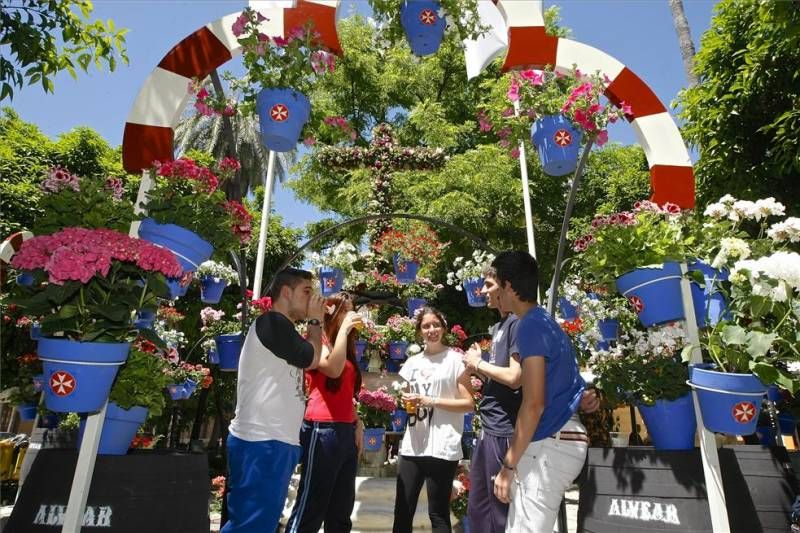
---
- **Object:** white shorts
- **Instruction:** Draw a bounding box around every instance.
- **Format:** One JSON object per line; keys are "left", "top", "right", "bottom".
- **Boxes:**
{"left": 506, "top": 417, "right": 588, "bottom": 533}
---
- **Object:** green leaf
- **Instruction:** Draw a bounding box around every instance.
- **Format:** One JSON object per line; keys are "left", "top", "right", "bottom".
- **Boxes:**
{"left": 721, "top": 325, "right": 747, "bottom": 346}
{"left": 745, "top": 331, "right": 777, "bottom": 359}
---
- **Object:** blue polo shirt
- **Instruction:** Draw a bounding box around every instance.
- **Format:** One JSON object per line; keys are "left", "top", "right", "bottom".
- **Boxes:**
{"left": 517, "top": 306, "right": 585, "bottom": 441}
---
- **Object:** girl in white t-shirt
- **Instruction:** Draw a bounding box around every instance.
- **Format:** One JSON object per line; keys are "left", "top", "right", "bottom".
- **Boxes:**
{"left": 392, "top": 307, "right": 474, "bottom": 533}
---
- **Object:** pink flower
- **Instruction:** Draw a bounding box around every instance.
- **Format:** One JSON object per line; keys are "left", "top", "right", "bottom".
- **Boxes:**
{"left": 501, "top": 107, "right": 514, "bottom": 118}
{"left": 303, "top": 136, "right": 316, "bottom": 146}
{"left": 273, "top": 35, "right": 289, "bottom": 47}
{"left": 506, "top": 79, "right": 520, "bottom": 102}
{"left": 41, "top": 167, "right": 80, "bottom": 194}
{"left": 510, "top": 148, "right": 520, "bottom": 159}
{"left": 595, "top": 130, "right": 609, "bottom": 146}
{"left": 619, "top": 101, "right": 633, "bottom": 116}
{"left": 662, "top": 202, "right": 681, "bottom": 214}
{"left": 231, "top": 13, "right": 248, "bottom": 37}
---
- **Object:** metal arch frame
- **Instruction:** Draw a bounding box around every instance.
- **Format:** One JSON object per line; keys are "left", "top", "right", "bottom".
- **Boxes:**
{"left": 264, "top": 212, "right": 499, "bottom": 296}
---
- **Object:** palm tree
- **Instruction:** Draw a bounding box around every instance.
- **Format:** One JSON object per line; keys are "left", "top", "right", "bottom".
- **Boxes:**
{"left": 668, "top": 0, "right": 699, "bottom": 87}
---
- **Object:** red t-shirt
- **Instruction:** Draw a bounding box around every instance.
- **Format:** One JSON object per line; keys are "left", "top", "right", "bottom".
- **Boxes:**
{"left": 304, "top": 359, "right": 358, "bottom": 423}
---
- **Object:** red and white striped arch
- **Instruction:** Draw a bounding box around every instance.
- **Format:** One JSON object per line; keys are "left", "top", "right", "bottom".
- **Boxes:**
{"left": 121, "top": 0, "right": 341, "bottom": 173}
{"left": 495, "top": 0, "right": 695, "bottom": 208}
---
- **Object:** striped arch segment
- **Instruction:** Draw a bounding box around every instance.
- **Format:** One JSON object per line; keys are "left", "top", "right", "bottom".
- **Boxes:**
{"left": 122, "top": 0, "right": 341, "bottom": 173}
{"left": 494, "top": 0, "right": 694, "bottom": 208}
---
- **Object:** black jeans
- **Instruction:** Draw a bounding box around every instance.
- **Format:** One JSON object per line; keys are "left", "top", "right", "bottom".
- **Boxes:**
{"left": 286, "top": 420, "right": 358, "bottom": 533}
{"left": 392, "top": 455, "right": 459, "bottom": 533}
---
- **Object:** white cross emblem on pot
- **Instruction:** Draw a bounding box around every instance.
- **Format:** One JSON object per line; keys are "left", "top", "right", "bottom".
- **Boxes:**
{"left": 419, "top": 9, "right": 437, "bottom": 25}
{"left": 553, "top": 129, "right": 573, "bottom": 147}
{"left": 732, "top": 401, "right": 756, "bottom": 424}
{"left": 50, "top": 371, "right": 76, "bottom": 396}
{"left": 270, "top": 104, "right": 289, "bottom": 122}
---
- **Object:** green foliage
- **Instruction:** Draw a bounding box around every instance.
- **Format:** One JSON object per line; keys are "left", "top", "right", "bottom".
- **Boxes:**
{"left": 0, "top": 0, "right": 128, "bottom": 101}
{"left": 594, "top": 353, "right": 691, "bottom": 407}
{"left": 109, "top": 348, "right": 171, "bottom": 417}
{"left": 678, "top": 0, "right": 800, "bottom": 213}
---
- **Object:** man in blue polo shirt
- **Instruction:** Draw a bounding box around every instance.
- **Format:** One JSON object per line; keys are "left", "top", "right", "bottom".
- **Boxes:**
{"left": 489, "top": 251, "right": 588, "bottom": 533}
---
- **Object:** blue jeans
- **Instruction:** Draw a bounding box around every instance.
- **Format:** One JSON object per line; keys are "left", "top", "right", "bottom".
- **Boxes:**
{"left": 221, "top": 435, "right": 301, "bottom": 533}
{"left": 467, "top": 432, "right": 511, "bottom": 533}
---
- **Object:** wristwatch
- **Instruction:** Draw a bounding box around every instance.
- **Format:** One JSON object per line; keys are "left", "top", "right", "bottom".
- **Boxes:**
{"left": 307, "top": 318, "right": 321, "bottom": 326}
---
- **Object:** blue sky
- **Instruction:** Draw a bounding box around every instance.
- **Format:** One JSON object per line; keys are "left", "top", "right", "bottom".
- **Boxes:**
{"left": 7, "top": 0, "right": 718, "bottom": 230}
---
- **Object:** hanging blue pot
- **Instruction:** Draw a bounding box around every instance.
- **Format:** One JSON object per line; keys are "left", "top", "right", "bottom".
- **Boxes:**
{"left": 30, "top": 322, "right": 42, "bottom": 340}
{"left": 183, "top": 378, "right": 198, "bottom": 398}
{"left": 167, "top": 383, "right": 184, "bottom": 401}
{"left": 134, "top": 310, "right": 156, "bottom": 330}
{"left": 766, "top": 385, "right": 784, "bottom": 403}
{"left": 615, "top": 262, "right": 685, "bottom": 327}
{"left": 38, "top": 338, "right": 129, "bottom": 413}
{"left": 688, "top": 261, "right": 730, "bottom": 328}
{"left": 463, "top": 278, "right": 487, "bottom": 307}
{"left": 399, "top": 0, "right": 446, "bottom": 56}
{"left": 358, "top": 358, "right": 370, "bottom": 371}
{"left": 200, "top": 276, "right": 228, "bottom": 304}
{"left": 16, "top": 272, "right": 34, "bottom": 286}
{"left": 207, "top": 346, "right": 220, "bottom": 365}
{"left": 388, "top": 341, "right": 408, "bottom": 360}
{"left": 393, "top": 254, "right": 419, "bottom": 284}
{"left": 391, "top": 409, "right": 408, "bottom": 432}
{"left": 363, "top": 427, "right": 385, "bottom": 452}
{"left": 16, "top": 403, "right": 37, "bottom": 422}
{"left": 407, "top": 297, "right": 427, "bottom": 317}
{"left": 597, "top": 319, "right": 619, "bottom": 342}
{"left": 78, "top": 402, "right": 148, "bottom": 455}
{"left": 688, "top": 365, "right": 767, "bottom": 435}
{"left": 463, "top": 412, "right": 475, "bottom": 433}
{"left": 166, "top": 276, "right": 191, "bottom": 300}
{"left": 138, "top": 218, "right": 213, "bottom": 274}
{"left": 385, "top": 359, "right": 401, "bottom": 373}
{"left": 216, "top": 334, "right": 243, "bottom": 372}
{"left": 637, "top": 394, "right": 696, "bottom": 450}
{"left": 355, "top": 340, "right": 367, "bottom": 361}
{"left": 531, "top": 115, "right": 583, "bottom": 177}
{"left": 558, "top": 297, "right": 579, "bottom": 320}
{"left": 256, "top": 87, "right": 311, "bottom": 152}
{"left": 779, "top": 413, "right": 796, "bottom": 435}
{"left": 319, "top": 266, "right": 344, "bottom": 296}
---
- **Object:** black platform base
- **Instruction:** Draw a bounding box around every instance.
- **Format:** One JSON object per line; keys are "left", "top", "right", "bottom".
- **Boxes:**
{"left": 6, "top": 449, "right": 209, "bottom": 532}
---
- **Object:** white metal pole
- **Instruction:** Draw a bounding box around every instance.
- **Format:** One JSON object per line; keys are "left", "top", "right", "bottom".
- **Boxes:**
{"left": 680, "top": 262, "right": 731, "bottom": 533}
{"left": 514, "top": 100, "right": 537, "bottom": 261}
{"left": 253, "top": 150, "right": 276, "bottom": 299}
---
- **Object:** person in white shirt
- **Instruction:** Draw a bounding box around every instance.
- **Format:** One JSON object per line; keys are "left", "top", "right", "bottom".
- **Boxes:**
{"left": 392, "top": 306, "right": 474, "bottom": 533}
{"left": 222, "top": 268, "right": 326, "bottom": 533}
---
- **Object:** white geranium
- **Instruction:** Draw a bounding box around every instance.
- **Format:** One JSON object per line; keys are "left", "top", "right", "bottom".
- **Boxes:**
{"left": 718, "top": 194, "right": 736, "bottom": 205}
{"left": 754, "top": 197, "right": 785, "bottom": 221}
{"left": 767, "top": 217, "right": 800, "bottom": 243}
{"left": 788, "top": 361, "right": 800, "bottom": 376}
{"left": 711, "top": 237, "right": 751, "bottom": 269}
{"left": 703, "top": 202, "right": 728, "bottom": 219}
{"left": 446, "top": 250, "right": 495, "bottom": 290}
{"left": 728, "top": 200, "right": 758, "bottom": 222}
{"left": 154, "top": 321, "right": 187, "bottom": 348}
{"left": 731, "top": 251, "right": 800, "bottom": 292}
{"left": 306, "top": 242, "right": 360, "bottom": 274}
{"left": 196, "top": 261, "right": 238, "bottom": 284}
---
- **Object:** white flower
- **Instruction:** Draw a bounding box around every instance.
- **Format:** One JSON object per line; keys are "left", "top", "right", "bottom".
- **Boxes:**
{"left": 731, "top": 251, "right": 800, "bottom": 292}
{"left": 767, "top": 217, "right": 800, "bottom": 243}
{"left": 711, "top": 237, "right": 751, "bottom": 269}
{"left": 718, "top": 194, "right": 736, "bottom": 205}
{"left": 704, "top": 203, "right": 727, "bottom": 219}
{"left": 788, "top": 361, "right": 800, "bottom": 376}
{"left": 728, "top": 200, "right": 758, "bottom": 222}
{"left": 754, "top": 197, "right": 785, "bottom": 220}
{"left": 196, "top": 260, "right": 238, "bottom": 283}
{"left": 406, "top": 343, "right": 422, "bottom": 356}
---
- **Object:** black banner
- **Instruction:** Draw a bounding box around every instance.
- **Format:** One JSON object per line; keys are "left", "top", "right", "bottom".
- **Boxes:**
{"left": 7, "top": 449, "right": 209, "bottom": 532}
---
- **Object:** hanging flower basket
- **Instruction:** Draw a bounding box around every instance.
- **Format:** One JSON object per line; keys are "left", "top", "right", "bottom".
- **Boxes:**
{"left": 78, "top": 402, "right": 148, "bottom": 456}
{"left": 200, "top": 277, "right": 228, "bottom": 304}
{"left": 215, "top": 334, "right": 243, "bottom": 372}
{"left": 319, "top": 266, "right": 345, "bottom": 296}
{"left": 38, "top": 338, "right": 130, "bottom": 413}
{"left": 167, "top": 379, "right": 198, "bottom": 401}
{"left": 30, "top": 322, "right": 42, "bottom": 340}
{"left": 407, "top": 297, "right": 427, "bottom": 317}
{"left": 688, "top": 365, "right": 767, "bottom": 435}
{"left": 558, "top": 297, "right": 579, "bottom": 320}
{"left": 688, "top": 261, "right": 730, "bottom": 328}
{"left": 256, "top": 88, "right": 311, "bottom": 152}
{"left": 399, "top": 0, "right": 446, "bottom": 56}
{"left": 637, "top": 394, "right": 696, "bottom": 450}
{"left": 391, "top": 409, "right": 408, "bottom": 432}
{"left": 207, "top": 346, "right": 220, "bottom": 365}
{"left": 388, "top": 340, "right": 409, "bottom": 360}
{"left": 615, "top": 262, "right": 685, "bottom": 327}
{"left": 138, "top": 218, "right": 214, "bottom": 275}
{"left": 16, "top": 403, "right": 37, "bottom": 422}
{"left": 462, "top": 277, "right": 487, "bottom": 307}
{"left": 531, "top": 114, "right": 582, "bottom": 177}
{"left": 393, "top": 254, "right": 419, "bottom": 284}
{"left": 166, "top": 273, "right": 193, "bottom": 300}
{"left": 463, "top": 412, "right": 475, "bottom": 433}
{"left": 363, "top": 427, "right": 386, "bottom": 451}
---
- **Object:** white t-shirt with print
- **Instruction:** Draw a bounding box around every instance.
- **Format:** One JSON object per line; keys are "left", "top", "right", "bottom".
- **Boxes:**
{"left": 398, "top": 348, "right": 466, "bottom": 461}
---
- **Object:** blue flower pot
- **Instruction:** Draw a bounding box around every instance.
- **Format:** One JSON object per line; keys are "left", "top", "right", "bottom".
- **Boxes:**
{"left": 16, "top": 272, "right": 34, "bottom": 286}
{"left": 688, "top": 365, "right": 766, "bottom": 435}
{"left": 363, "top": 427, "right": 385, "bottom": 452}
{"left": 779, "top": 413, "right": 796, "bottom": 435}
{"left": 38, "top": 338, "right": 129, "bottom": 413}
{"left": 167, "top": 383, "right": 185, "bottom": 400}
{"left": 318, "top": 266, "right": 344, "bottom": 296}
{"left": 208, "top": 347, "right": 220, "bottom": 365}
{"left": 134, "top": 310, "right": 156, "bottom": 330}
{"left": 463, "top": 278, "right": 487, "bottom": 307}
{"left": 385, "top": 359, "right": 401, "bottom": 373}
{"left": 615, "top": 262, "right": 685, "bottom": 327}
{"left": 30, "top": 322, "right": 41, "bottom": 340}
{"left": 200, "top": 276, "right": 228, "bottom": 304}
{"left": 138, "top": 218, "right": 213, "bottom": 274}
{"left": 688, "top": 261, "right": 730, "bottom": 328}
{"left": 256, "top": 87, "right": 311, "bottom": 152}
{"left": 16, "top": 403, "right": 37, "bottom": 422}
{"left": 355, "top": 340, "right": 367, "bottom": 361}
{"left": 391, "top": 409, "right": 408, "bottom": 432}
{"left": 388, "top": 341, "right": 408, "bottom": 360}
{"left": 215, "top": 334, "right": 243, "bottom": 372}
{"left": 597, "top": 319, "right": 619, "bottom": 341}
{"left": 78, "top": 402, "right": 148, "bottom": 456}
{"left": 531, "top": 115, "right": 582, "bottom": 177}
{"left": 392, "top": 255, "right": 419, "bottom": 284}
{"left": 463, "top": 412, "right": 475, "bottom": 433}
{"left": 166, "top": 276, "right": 191, "bottom": 300}
{"left": 766, "top": 385, "right": 784, "bottom": 403}
{"left": 637, "top": 394, "right": 696, "bottom": 450}
{"left": 407, "top": 297, "right": 427, "bottom": 317}
{"left": 358, "top": 358, "right": 370, "bottom": 371}
{"left": 559, "top": 297, "right": 579, "bottom": 319}
{"left": 183, "top": 378, "right": 198, "bottom": 398}
{"left": 399, "top": 0, "right": 446, "bottom": 56}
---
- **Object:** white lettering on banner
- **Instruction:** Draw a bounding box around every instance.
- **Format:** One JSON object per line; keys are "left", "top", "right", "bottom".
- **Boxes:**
{"left": 33, "top": 504, "right": 113, "bottom": 527}
{"left": 607, "top": 498, "right": 680, "bottom": 525}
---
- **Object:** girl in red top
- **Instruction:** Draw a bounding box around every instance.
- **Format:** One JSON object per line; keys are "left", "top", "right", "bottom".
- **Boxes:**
{"left": 286, "top": 292, "right": 364, "bottom": 533}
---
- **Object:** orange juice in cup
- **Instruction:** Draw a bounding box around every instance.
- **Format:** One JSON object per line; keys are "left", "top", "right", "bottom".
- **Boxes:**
{"left": 404, "top": 397, "right": 417, "bottom": 415}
